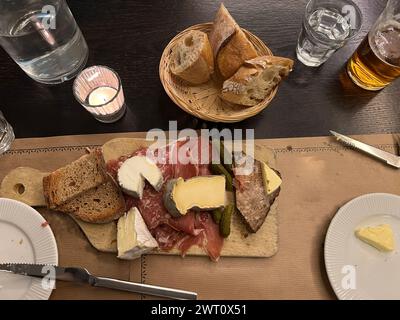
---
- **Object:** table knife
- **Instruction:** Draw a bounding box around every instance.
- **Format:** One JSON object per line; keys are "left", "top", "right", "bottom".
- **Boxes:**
{"left": 330, "top": 131, "right": 400, "bottom": 169}
{"left": 0, "top": 263, "right": 197, "bottom": 300}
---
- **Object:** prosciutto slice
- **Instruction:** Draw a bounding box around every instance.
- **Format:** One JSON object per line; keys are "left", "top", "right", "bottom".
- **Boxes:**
{"left": 107, "top": 137, "right": 224, "bottom": 261}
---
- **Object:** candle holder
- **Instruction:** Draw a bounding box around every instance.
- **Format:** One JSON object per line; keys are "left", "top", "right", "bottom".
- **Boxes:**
{"left": 73, "top": 66, "right": 126, "bottom": 123}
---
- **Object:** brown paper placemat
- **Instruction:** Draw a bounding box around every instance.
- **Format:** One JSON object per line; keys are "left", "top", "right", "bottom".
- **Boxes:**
{"left": 0, "top": 132, "right": 399, "bottom": 299}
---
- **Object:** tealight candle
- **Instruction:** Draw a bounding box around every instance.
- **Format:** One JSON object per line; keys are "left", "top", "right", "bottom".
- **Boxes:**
{"left": 88, "top": 87, "right": 118, "bottom": 106}
{"left": 73, "top": 66, "right": 126, "bottom": 123}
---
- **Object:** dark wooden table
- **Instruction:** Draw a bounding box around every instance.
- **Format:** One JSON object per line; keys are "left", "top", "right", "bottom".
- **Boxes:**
{"left": 0, "top": 0, "right": 398, "bottom": 139}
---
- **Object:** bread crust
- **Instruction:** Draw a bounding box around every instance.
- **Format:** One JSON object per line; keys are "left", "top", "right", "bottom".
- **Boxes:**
{"left": 170, "top": 30, "right": 214, "bottom": 84}
{"left": 208, "top": 3, "right": 237, "bottom": 58}
{"left": 59, "top": 178, "right": 126, "bottom": 224}
{"left": 217, "top": 28, "right": 258, "bottom": 79}
{"left": 221, "top": 55, "right": 294, "bottom": 106}
{"left": 43, "top": 149, "right": 108, "bottom": 208}
{"left": 209, "top": 4, "right": 258, "bottom": 79}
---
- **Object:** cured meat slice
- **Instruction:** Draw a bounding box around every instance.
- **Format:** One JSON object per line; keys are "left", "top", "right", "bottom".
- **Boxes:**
{"left": 107, "top": 138, "right": 224, "bottom": 260}
{"left": 152, "top": 225, "right": 186, "bottom": 251}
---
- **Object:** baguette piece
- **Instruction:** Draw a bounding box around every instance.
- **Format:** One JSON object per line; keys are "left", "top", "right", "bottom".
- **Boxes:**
{"left": 221, "top": 56, "right": 294, "bottom": 106}
{"left": 209, "top": 4, "right": 258, "bottom": 79}
{"left": 170, "top": 30, "right": 214, "bottom": 84}
{"left": 43, "top": 149, "right": 108, "bottom": 208}
{"left": 57, "top": 179, "right": 126, "bottom": 224}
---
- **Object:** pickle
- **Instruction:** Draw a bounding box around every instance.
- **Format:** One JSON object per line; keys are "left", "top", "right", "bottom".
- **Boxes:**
{"left": 211, "top": 139, "right": 233, "bottom": 173}
{"left": 211, "top": 163, "right": 233, "bottom": 191}
{"left": 219, "top": 140, "right": 233, "bottom": 173}
{"left": 212, "top": 207, "right": 223, "bottom": 224}
{"left": 219, "top": 204, "right": 234, "bottom": 238}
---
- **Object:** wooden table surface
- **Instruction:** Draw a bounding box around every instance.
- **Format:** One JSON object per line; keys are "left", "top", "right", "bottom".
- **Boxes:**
{"left": 0, "top": 0, "right": 398, "bottom": 139}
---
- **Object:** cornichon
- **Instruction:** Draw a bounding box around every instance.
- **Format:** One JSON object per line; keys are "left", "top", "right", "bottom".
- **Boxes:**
{"left": 219, "top": 140, "right": 233, "bottom": 173}
{"left": 210, "top": 163, "right": 233, "bottom": 191}
{"left": 211, "top": 139, "right": 233, "bottom": 173}
{"left": 219, "top": 204, "right": 234, "bottom": 238}
{"left": 212, "top": 207, "right": 223, "bottom": 224}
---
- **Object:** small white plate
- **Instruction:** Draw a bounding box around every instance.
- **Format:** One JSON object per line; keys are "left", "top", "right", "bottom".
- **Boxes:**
{"left": 325, "top": 193, "right": 400, "bottom": 300}
{"left": 0, "top": 198, "right": 58, "bottom": 300}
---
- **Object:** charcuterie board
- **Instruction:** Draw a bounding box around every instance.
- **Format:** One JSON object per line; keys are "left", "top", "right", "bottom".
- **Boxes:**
{"left": 1, "top": 137, "right": 279, "bottom": 258}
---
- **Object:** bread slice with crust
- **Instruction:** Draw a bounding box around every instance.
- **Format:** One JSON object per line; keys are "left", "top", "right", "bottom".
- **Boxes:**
{"left": 221, "top": 56, "right": 294, "bottom": 106}
{"left": 57, "top": 179, "right": 126, "bottom": 224}
{"left": 209, "top": 4, "right": 258, "bottom": 79}
{"left": 43, "top": 149, "right": 108, "bottom": 208}
{"left": 208, "top": 3, "right": 237, "bottom": 58}
{"left": 170, "top": 30, "right": 214, "bottom": 84}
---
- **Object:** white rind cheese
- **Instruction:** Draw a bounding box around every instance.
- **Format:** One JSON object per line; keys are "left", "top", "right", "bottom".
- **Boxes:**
{"left": 355, "top": 224, "right": 395, "bottom": 252}
{"left": 117, "top": 207, "right": 158, "bottom": 260}
{"left": 260, "top": 161, "right": 282, "bottom": 195}
{"left": 117, "top": 156, "right": 163, "bottom": 199}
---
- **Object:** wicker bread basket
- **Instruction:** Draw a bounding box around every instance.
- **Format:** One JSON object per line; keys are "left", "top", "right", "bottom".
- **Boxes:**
{"left": 159, "top": 23, "right": 278, "bottom": 123}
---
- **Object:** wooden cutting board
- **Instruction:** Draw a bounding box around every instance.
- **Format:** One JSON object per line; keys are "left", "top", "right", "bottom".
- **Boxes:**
{"left": 0, "top": 137, "right": 279, "bottom": 258}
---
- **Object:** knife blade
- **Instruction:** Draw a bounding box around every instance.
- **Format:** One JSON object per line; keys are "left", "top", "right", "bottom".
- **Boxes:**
{"left": 330, "top": 131, "right": 400, "bottom": 168}
{"left": 0, "top": 263, "right": 197, "bottom": 300}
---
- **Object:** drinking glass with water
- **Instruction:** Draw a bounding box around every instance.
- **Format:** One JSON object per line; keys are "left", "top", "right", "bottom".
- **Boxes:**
{"left": 0, "top": 111, "right": 14, "bottom": 155}
{"left": 0, "top": 0, "right": 88, "bottom": 84}
{"left": 297, "top": 0, "right": 362, "bottom": 67}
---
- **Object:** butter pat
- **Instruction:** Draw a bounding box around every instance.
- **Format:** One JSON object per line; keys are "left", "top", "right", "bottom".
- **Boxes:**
{"left": 355, "top": 224, "right": 395, "bottom": 252}
{"left": 260, "top": 161, "right": 282, "bottom": 195}
{"left": 117, "top": 207, "right": 158, "bottom": 260}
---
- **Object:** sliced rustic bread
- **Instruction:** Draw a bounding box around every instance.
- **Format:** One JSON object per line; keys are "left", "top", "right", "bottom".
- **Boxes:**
{"left": 43, "top": 149, "right": 108, "bottom": 208}
{"left": 57, "top": 179, "right": 126, "bottom": 224}
{"left": 233, "top": 153, "right": 280, "bottom": 233}
{"left": 170, "top": 30, "right": 214, "bottom": 84}
{"left": 209, "top": 4, "right": 258, "bottom": 79}
{"left": 221, "top": 56, "right": 294, "bottom": 106}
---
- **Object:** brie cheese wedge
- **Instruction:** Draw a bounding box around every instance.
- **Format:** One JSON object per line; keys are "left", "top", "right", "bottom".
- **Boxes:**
{"left": 117, "top": 207, "right": 158, "bottom": 260}
{"left": 260, "top": 161, "right": 282, "bottom": 195}
{"left": 117, "top": 156, "right": 163, "bottom": 199}
{"left": 355, "top": 224, "right": 395, "bottom": 252}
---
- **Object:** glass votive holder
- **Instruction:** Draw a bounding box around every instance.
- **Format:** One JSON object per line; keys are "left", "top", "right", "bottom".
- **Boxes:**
{"left": 73, "top": 66, "right": 127, "bottom": 123}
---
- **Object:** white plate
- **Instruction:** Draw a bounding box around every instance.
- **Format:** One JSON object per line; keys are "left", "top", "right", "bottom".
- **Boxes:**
{"left": 325, "top": 193, "right": 400, "bottom": 300}
{"left": 0, "top": 198, "right": 58, "bottom": 300}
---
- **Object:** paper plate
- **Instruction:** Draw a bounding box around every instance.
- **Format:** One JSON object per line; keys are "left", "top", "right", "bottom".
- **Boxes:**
{"left": 0, "top": 198, "right": 58, "bottom": 300}
{"left": 325, "top": 193, "right": 400, "bottom": 300}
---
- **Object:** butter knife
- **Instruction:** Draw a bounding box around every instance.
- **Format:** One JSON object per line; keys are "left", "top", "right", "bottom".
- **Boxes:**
{"left": 0, "top": 263, "right": 197, "bottom": 300}
{"left": 330, "top": 131, "right": 400, "bottom": 169}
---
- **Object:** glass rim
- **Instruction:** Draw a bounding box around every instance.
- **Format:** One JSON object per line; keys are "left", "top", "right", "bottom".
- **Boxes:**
{"left": 303, "top": 0, "right": 363, "bottom": 44}
{"left": 72, "top": 65, "right": 123, "bottom": 109}
{"left": 0, "top": 0, "right": 66, "bottom": 37}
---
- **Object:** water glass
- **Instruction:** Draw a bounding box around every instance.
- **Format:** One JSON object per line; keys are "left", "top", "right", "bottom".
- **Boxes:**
{"left": 296, "top": 0, "right": 362, "bottom": 67}
{"left": 0, "top": 0, "right": 88, "bottom": 84}
{"left": 0, "top": 111, "right": 15, "bottom": 155}
{"left": 73, "top": 66, "right": 127, "bottom": 123}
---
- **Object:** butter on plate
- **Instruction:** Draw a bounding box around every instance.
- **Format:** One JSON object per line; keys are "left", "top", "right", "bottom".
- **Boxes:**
{"left": 355, "top": 224, "right": 395, "bottom": 252}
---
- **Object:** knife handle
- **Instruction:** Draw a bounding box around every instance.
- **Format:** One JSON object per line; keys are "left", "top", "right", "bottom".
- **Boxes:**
{"left": 93, "top": 277, "right": 197, "bottom": 300}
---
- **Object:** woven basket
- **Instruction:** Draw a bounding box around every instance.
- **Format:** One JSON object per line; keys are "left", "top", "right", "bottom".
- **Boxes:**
{"left": 159, "top": 23, "right": 277, "bottom": 123}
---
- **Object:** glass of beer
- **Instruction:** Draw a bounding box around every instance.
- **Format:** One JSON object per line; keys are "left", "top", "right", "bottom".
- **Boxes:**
{"left": 347, "top": 0, "right": 400, "bottom": 90}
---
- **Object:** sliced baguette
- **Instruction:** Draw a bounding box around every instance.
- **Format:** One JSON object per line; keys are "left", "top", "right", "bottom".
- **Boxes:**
{"left": 43, "top": 149, "right": 108, "bottom": 208}
{"left": 209, "top": 4, "right": 258, "bottom": 79}
{"left": 221, "top": 56, "right": 294, "bottom": 106}
{"left": 170, "top": 30, "right": 214, "bottom": 84}
{"left": 208, "top": 3, "right": 237, "bottom": 58}
{"left": 57, "top": 179, "right": 126, "bottom": 224}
